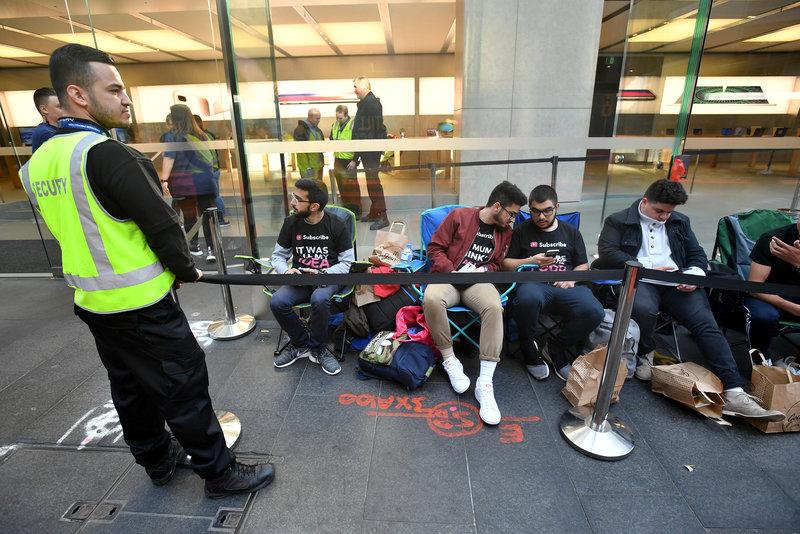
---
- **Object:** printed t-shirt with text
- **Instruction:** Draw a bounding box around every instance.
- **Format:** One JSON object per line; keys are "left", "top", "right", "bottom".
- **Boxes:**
{"left": 458, "top": 220, "right": 496, "bottom": 270}
{"left": 507, "top": 220, "right": 588, "bottom": 271}
{"left": 277, "top": 212, "right": 349, "bottom": 270}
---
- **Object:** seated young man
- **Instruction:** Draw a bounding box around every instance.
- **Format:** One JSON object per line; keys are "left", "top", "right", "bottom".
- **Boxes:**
{"left": 502, "top": 185, "right": 604, "bottom": 381}
{"left": 596, "top": 179, "right": 783, "bottom": 421}
{"left": 746, "top": 218, "right": 800, "bottom": 365}
{"left": 422, "top": 181, "right": 527, "bottom": 425}
{"left": 269, "top": 179, "right": 354, "bottom": 376}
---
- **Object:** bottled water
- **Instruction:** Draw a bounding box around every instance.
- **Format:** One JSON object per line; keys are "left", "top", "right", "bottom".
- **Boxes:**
{"left": 401, "top": 243, "right": 414, "bottom": 263}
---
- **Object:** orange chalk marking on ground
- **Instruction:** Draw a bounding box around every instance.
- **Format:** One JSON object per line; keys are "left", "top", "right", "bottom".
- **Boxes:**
{"left": 339, "top": 392, "right": 540, "bottom": 444}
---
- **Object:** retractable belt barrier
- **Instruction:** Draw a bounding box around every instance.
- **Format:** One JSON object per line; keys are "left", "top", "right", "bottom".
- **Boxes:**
{"left": 199, "top": 267, "right": 800, "bottom": 298}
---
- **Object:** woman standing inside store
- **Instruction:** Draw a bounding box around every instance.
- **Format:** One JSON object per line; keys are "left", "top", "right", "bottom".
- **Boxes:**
{"left": 161, "top": 104, "right": 219, "bottom": 263}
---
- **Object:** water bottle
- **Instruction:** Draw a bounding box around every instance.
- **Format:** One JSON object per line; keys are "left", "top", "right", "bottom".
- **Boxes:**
{"left": 401, "top": 243, "right": 414, "bottom": 263}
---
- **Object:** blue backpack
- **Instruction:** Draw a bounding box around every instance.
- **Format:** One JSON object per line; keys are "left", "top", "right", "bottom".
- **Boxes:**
{"left": 357, "top": 340, "right": 436, "bottom": 390}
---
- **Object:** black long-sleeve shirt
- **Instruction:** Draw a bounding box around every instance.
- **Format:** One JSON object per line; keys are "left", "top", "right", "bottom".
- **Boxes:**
{"left": 56, "top": 118, "right": 199, "bottom": 283}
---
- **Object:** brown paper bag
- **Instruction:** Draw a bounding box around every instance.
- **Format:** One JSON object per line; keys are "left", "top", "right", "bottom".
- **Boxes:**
{"left": 749, "top": 365, "right": 800, "bottom": 433}
{"left": 651, "top": 362, "right": 725, "bottom": 419}
{"left": 353, "top": 282, "right": 380, "bottom": 307}
{"left": 562, "top": 346, "right": 626, "bottom": 407}
{"left": 369, "top": 222, "right": 409, "bottom": 267}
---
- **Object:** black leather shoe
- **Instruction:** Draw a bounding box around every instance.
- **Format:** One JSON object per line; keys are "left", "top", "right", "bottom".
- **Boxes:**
{"left": 360, "top": 213, "right": 378, "bottom": 222}
{"left": 204, "top": 461, "right": 276, "bottom": 499}
{"left": 145, "top": 438, "right": 189, "bottom": 486}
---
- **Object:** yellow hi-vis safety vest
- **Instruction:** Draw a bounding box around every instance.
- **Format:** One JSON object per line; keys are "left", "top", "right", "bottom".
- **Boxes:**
{"left": 19, "top": 131, "right": 175, "bottom": 314}
{"left": 331, "top": 117, "right": 354, "bottom": 160}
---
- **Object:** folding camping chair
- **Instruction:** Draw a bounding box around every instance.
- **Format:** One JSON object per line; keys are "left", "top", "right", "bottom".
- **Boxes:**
{"left": 711, "top": 209, "right": 800, "bottom": 349}
{"left": 407, "top": 204, "right": 520, "bottom": 351}
{"left": 237, "top": 205, "right": 368, "bottom": 361}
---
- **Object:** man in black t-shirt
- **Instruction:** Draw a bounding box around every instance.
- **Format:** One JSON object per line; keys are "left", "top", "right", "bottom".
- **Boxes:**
{"left": 270, "top": 179, "right": 354, "bottom": 376}
{"left": 502, "top": 185, "right": 604, "bottom": 381}
{"left": 746, "top": 220, "right": 800, "bottom": 362}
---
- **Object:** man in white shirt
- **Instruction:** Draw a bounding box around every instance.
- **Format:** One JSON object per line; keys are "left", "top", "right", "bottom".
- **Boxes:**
{"left": 597, "top": 179, "right": 783, "bottom": 421}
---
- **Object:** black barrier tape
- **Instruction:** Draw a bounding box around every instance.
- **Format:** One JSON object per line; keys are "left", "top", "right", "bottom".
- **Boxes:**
{"left": 199, "top": 266, "right": 800, "bottom": 298}
{"left": 200, "top": 268, "right": 624, "bottom": 287}
{"left": 637, "top": 268, "right": 800, "bottom": 297}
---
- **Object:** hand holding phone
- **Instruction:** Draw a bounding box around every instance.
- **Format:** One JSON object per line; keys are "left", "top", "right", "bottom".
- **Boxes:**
{"left": 544, "top": 249, "right": 559, "bottom": 258}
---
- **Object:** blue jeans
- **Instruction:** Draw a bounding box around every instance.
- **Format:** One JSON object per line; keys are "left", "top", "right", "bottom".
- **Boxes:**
{"left": 512, "top": 283, "right": 604, "bottom": 365}
{"left": 631, "top": 283, "right": 745, "bottom": 389}
{"left": 744, "top": 295, "right": 800, "bottom": 355}
{"left": 270, "top": 284, "right": 342, "bottom": 350}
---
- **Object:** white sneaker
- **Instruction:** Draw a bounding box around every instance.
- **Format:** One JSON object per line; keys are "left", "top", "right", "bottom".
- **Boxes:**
{"left": 634, "top": 352, "right": 654, "bottom": 381}
{"left": 474, "top": 378, "right": 501, "bottom": 425}
{"left": 441, "top": 356, "right": 470, "bottom": 394}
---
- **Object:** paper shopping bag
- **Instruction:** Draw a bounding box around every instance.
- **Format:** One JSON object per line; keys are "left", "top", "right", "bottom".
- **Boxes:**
{"left": 369, "top": 221, "right": 409, "bottom": 267}
{"left": 651, "top": 362, "right": 724, "bottom": 419}
{"left": 562, "top": 346, "right": 626, "bottom": 407}
{"left": 354, "top": 282, "right": 381, "bottom": 307}
{"left": 749, "top": 364, "right": 800, "bottom": 433}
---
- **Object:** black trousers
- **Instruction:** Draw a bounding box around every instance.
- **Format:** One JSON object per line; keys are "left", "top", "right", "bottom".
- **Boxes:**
{"left": 359, "top": 152, "right": 386, "bottom": 215}
{"left": 76, "top": 296, "right": 235, "bottom": 479}
{"left": 333, "top": 157, "right": 362, "bottom": 216}
{"left": 174, "top": 194, "right": 216, "bottom": 251}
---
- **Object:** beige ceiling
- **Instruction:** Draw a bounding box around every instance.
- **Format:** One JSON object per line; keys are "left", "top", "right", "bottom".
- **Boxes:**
{"left": 0, "top": 0, "right": 799, "bottom": 69}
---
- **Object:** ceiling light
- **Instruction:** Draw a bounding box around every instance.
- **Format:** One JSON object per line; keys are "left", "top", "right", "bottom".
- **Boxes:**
{"left": 320, "top": 22, "right": 384, "bottom": 46}
{"left": 271, "top": 24, "right": 326, "bottom": 47}
{"left": 45, "top": 32, "right": 150, "bottom": 53}
{"left": 745, "top": 23, "right": 800, "bottom": 42}
{"left": 116, "top": 30, "right": 210, "bottom": 51}
{"left": 0, "top": 43, "right": 46, "bottom": 58}
{"left": 629, "top": 18, "right": 740, "bottom": 42}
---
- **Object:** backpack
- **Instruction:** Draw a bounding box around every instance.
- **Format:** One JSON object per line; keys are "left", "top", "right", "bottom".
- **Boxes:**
{"left": 588, "top": 309, "right": 640, "bottom": 378}
{"left": 344, "top": 303, "right": 371, "bottom": 338}
{"left": 359, "top": 331, "right": 404, "bottom": 365}
{"left": 357, "top": 340, "right": 436, "bottom": 390}
{"left": 361, "top": 286, "right": 419, "bottom": 332}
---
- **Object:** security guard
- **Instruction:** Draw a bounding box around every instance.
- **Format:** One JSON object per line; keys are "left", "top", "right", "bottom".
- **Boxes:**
{"left": 330, "top": 104, "right": 362, "bottom": 217}
{"left": 20, "top": 43, "right": 274, "bottom": 498}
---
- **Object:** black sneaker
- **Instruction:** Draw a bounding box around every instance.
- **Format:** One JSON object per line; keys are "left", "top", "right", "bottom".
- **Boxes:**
{"left": 542, "top": 344, "right": 571, "bottom": 382}
{"left": 218, "top": 218, "right": 231, "bottom": 228}
{"left": 145, "top": 438, "right": 189, "bottom": 486}
{"left": 369, "top": 215, "right": 390, "bottom": 231}
{"left": 310, "top": 347, "right": 341, "bottom": 375}
{"left": 204, "top": 461, "right": 275, "bottom": 499}
{"left": 189, "top": 246, "right": 203, "bottom": 256}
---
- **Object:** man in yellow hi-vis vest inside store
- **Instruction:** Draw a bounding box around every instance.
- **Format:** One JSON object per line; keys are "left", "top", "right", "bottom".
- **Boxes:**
{"left": 330, "top": 104, "right": 362, "bottom": 217}
{"left": 20, "top": 44, "right": 274, "bottom": 498}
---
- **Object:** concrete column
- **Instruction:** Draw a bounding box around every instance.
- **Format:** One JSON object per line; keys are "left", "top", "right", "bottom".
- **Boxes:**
{"left": 455, "top": 0, "right": 604, "bottom": 205}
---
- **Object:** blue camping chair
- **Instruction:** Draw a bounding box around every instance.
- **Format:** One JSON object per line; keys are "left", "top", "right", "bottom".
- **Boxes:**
{"left": 404, "top": 204, "right": 528, "bottom": 351}
{"left": 236, "top": 205, "right": 369, "bottom": 361}
{"left": 515, "top": 209, "right": 580, "bottom": 230}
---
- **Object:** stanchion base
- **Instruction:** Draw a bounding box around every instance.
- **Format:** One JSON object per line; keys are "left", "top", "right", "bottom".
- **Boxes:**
{"left": 208, "top": 314, "right": 256, "bottom": 340}
{"left": 215, "top": 410, "right": 242, "bottom": 450}
{"left": 559, "top": 406, "right": 634, "bottom": 461}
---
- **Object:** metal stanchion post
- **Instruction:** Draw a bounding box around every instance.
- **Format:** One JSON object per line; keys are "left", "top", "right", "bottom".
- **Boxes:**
{"left": 559, "top": 261, "right": 641, "bottom": 461}
{"left": 550, "top": 155, "right": 559, "bottom": 189}
{"left": 205, "top": 207, "right": 257, "bottom": 340}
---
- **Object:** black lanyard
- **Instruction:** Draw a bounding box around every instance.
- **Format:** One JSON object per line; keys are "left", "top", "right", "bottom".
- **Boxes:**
{"left": 58, "top": 118, "right": 108, "bottom": 136}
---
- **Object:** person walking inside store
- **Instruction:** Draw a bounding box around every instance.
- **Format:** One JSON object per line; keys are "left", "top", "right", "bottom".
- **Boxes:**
{"left": 19, "top": 43, "right": 275, "bottom": 498}
{"left": 330, "top": 104, "right": 362, "bottom": 217}
{"left": 193, "top": 114, "right": 230, "bottom": 227}
{"left": 293, "top": 107, "right": 325, "bottom": 181}
{"left": 348, "top": 76, "right": 389, "bottom": 230}
{"left": 161, "top": 104, "right": 220, "bottom": 263}
{"left": 596, "top": 179, "right": 784, "bottom": 422}
{"left": 423, "top": 181, "right": 527, "bottom": 425}
{"left": 30, "top": 87, "right": 62, "bottom": 153}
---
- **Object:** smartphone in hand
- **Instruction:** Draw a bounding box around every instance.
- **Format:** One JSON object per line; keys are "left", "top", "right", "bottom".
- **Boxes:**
{"left": 545, "top": 249, "right": 559, "bottom": 258}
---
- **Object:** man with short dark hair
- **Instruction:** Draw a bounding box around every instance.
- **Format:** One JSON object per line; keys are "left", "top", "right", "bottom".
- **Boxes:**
{"left": 746, "top": 218, "right": 800, "bottom": 365}
{"left": 20, "top": 43, "right": 275, "bottom": 497}
{"left": 423, "top": 180, "right": 526, "bottom": 425}
{"left": 597, "top": 179, "right": 783, "bottom": 421}
{"left": 503, "top": 185, "right": 603, "bottom": 381}
{"left": 270, "top": 179, "right": 354, "bottom": 376}
{"left": 30, "top": 87, "right": 62, "bottom": 153}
